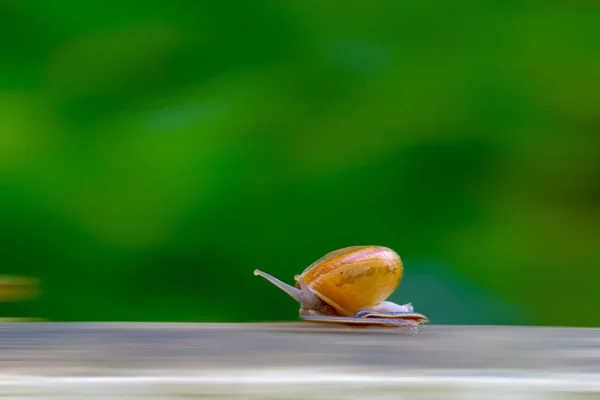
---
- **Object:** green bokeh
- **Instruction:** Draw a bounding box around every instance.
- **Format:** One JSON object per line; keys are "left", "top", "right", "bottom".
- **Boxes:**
{"left": 1, "top": 1, "right": 599, "bottom": 327}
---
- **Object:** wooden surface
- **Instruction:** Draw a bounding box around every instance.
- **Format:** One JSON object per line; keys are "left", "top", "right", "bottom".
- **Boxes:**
{"left": 0, "top": 322, "right": 599, "bottom": 399}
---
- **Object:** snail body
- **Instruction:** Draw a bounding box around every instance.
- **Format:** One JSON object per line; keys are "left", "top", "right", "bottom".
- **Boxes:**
{"left": 254, "top": 245, "right": 428, "bottom": 327}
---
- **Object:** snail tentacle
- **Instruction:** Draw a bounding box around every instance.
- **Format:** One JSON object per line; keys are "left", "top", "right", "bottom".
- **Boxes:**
{"left": 253, "top": 269, "right": 302, "bottom": 303}
{"left": 294, "top": 274, "right": 322, "bottom": 311}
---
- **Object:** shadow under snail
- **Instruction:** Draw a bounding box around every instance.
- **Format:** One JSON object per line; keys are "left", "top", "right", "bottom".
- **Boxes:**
{"left": 254, "top": 245, "right": 428, "bottom": 327}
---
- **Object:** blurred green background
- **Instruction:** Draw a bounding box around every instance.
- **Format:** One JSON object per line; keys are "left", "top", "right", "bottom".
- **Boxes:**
{"left": 1, "top": 1, "right": 599, "bottom": 327}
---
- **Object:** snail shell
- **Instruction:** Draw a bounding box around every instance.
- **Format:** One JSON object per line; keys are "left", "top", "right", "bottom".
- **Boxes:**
{"left": 294, "top": 245, "right": 402, "bottom": 317}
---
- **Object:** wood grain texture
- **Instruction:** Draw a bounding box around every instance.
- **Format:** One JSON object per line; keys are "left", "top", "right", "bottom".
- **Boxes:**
{"left": 0, "top": 323, "right": 599, "bottom": 399}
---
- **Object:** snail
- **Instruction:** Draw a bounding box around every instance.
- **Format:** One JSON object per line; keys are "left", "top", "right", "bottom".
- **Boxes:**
{"left": 254, "top": 245, "right": 428, "bottom": 327}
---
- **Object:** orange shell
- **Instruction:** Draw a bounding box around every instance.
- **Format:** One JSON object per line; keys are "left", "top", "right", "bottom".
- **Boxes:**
{"left": 294, "top": 245, "right": 403, "bottom": 317}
